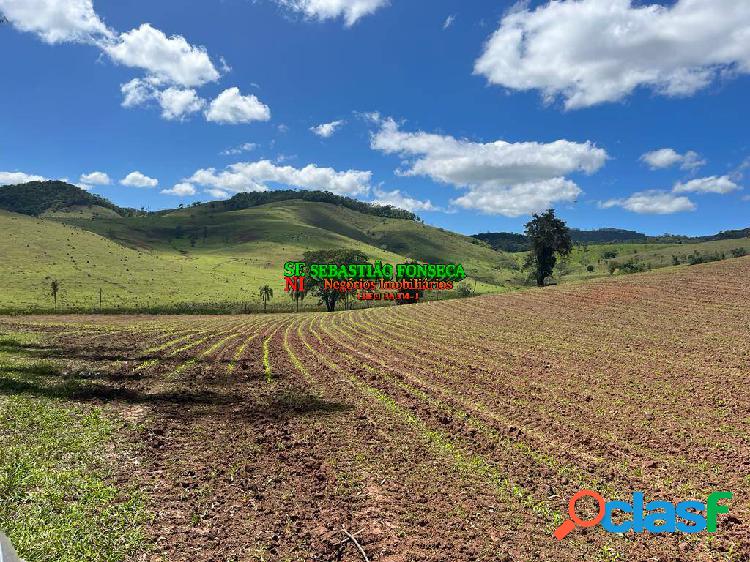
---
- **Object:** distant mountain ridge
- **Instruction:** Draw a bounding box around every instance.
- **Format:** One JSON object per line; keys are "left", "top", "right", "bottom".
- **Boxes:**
{"left": 473, "top": 228, "right": 648, "bottom": 251}
{"left": 473, "top": 227, "right": 750, "bottom": 252}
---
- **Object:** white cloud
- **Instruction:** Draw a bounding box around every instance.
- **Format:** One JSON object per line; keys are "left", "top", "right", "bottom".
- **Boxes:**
{"left": 0, "top": 171, "right": 47, "bottom": 185}
{"left": 443, "top": 15, "right": 455, "bottom": 30}
{"left": 452, "top": 178, "right": 582, "bottom": 216}
{"left": 372, "top": 188, "right": 437, "bottom": 212}
{"left": 120, "top": 171, "right": 158, "bottom": 188}
{"left": 370, "top": 117, "right": 606, "bottom": 216}
{"left": 206, "top": 188, "right": 230, "bottom": 199}
{"left": 0, "top": 0, "right": 113, "bottom": 44}
{"left": 120, "top": 78, "right": 156, "bottom": 108}
{"left": 673, "top": 175, "right": 739, "bottom": 194}
{"left": 221, "top": 142, "right": 258, "bottom": 156}
{"left": 157, "top": 87, "right": 205, "bottom": 120}
{"left": 1, "top": 3, "right": 239, "bottom": 124}
{"left": 104, "top": 24, "right": 220, "bottom": 88}
{"left": 601, "top": 190, "right": 696, "bottom": 214}
{"left": 310, "top": 120, "right": 345, "bottom": 138}
{"left": 276, "top": 0, "right": 389, "bottom": 26}
{"left": 474, "top": 0, "right": 750, "bottom": 109}
{"left": 161, "top": 182, "right": 197, "bottom": 196}
{"left": 188, "top": 160, "right": 371, "bottom": 195}
{"left": 205, "top": 87, "right": 271, "bottom": 124}
{"left": 79, "top": 171, "right": 111, "bottom": 186}
{"left": 119, "top": 79, "right": 208, "bottom": 122}
{"left": 640, "top": 148, "right": 705, "bottom": 170}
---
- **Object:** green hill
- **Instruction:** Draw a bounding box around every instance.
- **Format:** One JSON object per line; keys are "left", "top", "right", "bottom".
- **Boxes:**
{"left": 0, "top": 181, "right": 129, "bottom": 217}
{"left": 2, "top": 181, "right": 747, "bottom": 313}
{"left": 0, "top": 183, "right": 513, "bottom": 312}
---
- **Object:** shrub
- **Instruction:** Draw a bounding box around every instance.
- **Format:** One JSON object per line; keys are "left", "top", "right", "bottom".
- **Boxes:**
{"left": 456, "top": 283, "right": 475, "bottom": 298}
{"left": 688, "top": 251, "right": 725, "bottom": 265}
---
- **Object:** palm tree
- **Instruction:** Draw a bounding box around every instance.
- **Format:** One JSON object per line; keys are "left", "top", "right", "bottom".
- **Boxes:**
{"left": 290, "top": 288, "right": 306, "bottom": 312}
{"left": 259, "top": 285, "right": 273, "bottom": 313}
{"left": 50, "top": 280, "right": 59, "bottom": 310}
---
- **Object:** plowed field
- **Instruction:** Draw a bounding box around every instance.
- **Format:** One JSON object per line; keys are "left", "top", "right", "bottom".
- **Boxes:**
{"left": 1, "top": 257, "right": 749, "bottom": 561}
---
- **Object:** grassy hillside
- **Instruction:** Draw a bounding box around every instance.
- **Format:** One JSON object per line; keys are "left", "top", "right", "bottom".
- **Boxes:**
{"left": 50, "top": 199, "right": 512, "bottom": 283}
{"left": 552, "top": 237, "right": 750, "bottom": 282}
{"left": 5, "top": 182, "right": 748, "bottom": 313}
{"left": 0, "top": 200, "right": 509, "bottom": 312}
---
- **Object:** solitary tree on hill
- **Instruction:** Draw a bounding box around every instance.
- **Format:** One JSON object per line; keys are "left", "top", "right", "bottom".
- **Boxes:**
{"left": 50, "top": 280, "right": 59, "bottom": 310}
{"left": 524, "top": 209, "right": 572, "bottom": 287}
{"left": 259, "top": 285, "right": 273, "bottom": 313}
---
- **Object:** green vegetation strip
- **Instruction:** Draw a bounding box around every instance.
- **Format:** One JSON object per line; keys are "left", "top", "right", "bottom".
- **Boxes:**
{"left": 0, "top": 334, "right": 146, "bottom": 561}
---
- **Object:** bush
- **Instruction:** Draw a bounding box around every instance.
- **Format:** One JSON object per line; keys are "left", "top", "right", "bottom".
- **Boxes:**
{"left": 731, "top": 247, "right": 747, "bottom": 258}
{"left": 688, "top": 251, "right": 725, "bottom": 265}
{"left": 456, "top": 283, "right": 475, "bottom": 298}
{"left": 610, "top": 259, "right": 649, "bottom": 275}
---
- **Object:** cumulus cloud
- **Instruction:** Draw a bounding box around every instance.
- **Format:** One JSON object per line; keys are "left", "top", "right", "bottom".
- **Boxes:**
{"left": 206, "top": 188, "right": 230, "bottom": 199}
{"left": 673, "top": 175, "right": 739, "bottom": 194}
{"left": 0, "top": 171, "right": 47, "bottom": 185}
{"left": 601, "top": 190, "right": 696, "bottom": 214}
{"left": 640, "top": 148, "right": 706, "bottom": 171}
{"left": 157, "top": 87, "right": 205, "bottom": 120}
{"left": 121, "top": 80, "right": 268, "bottom": 124}
{"left": 79, "top": 171, "right": 111, "bottom": 186}
{"left": 474, "top": 0, "right": 750, "bottom": 109}
{"left": 120, "top": 171, "right": 158, "bottom": 188}
{"left": 310, "top": 120, "right": 346, "bottom": 138}
{"left": 452, "top": 178, "right": 582, "bottom": 216}
{"left": 372, "top": 188, "right": 437, "bottom": 212}
{"left": 276, "top": 0, "right": 389, "bottom": 26}
{"left": 120, "top": 78, "right": 155, "bottom": 108}
{"left": 104, "top": 23, "right": 220, "bottom": 88}
{"left": 188, "top": 160, "right": 371, "bottom": 195}
{"left": 221, "top": 142, "right": 258, "bottom": 156}
{"left": 1, "top": 2, "right": 236, "bottom": 125}
{"left": 205, "top": 87, "right": 271, "bottom": 124}
{"left": 161, "top": 182, "right": 197, "bottom": 196}
{"left": 370, "top": 117, "right": 607, "bottom": 216}
{"left": 0, "top": 0, "right": 113, "bottom": 44}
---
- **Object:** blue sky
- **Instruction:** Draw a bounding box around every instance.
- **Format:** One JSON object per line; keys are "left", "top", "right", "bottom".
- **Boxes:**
{"left": 0, "top": 0, "right": 748, "bottom": 236}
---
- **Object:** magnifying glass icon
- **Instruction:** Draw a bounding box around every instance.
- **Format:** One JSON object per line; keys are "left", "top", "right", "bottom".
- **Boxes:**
{"left": 553, "top": 489, "right": 606, "bottom": 540}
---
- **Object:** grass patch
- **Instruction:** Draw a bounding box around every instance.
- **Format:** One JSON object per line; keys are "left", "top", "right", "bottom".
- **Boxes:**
{"left": 0, "top": 333, "right": 147, "bottom": 561}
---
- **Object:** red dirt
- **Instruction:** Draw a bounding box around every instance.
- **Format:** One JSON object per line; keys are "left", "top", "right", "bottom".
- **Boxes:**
{"left": 1, "top": 257, "right": 749, "bottom": 561}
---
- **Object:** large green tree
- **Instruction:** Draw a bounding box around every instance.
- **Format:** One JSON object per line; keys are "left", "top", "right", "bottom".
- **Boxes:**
{"left": 303, "top": 249, "right": 369, "bottom": 312}
{"left": 524, "top": 209, "right": 572, "bottom": 287}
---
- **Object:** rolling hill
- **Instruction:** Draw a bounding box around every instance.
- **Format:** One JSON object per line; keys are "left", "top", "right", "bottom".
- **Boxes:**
{"left": 1, "top": 181, "right": 748, "bottom": 313}
{"left": 0, "top": 181, "right": 129, "bottom": 218}
{"left": 0, "top": 182, "right": 512, "bottom": 312}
